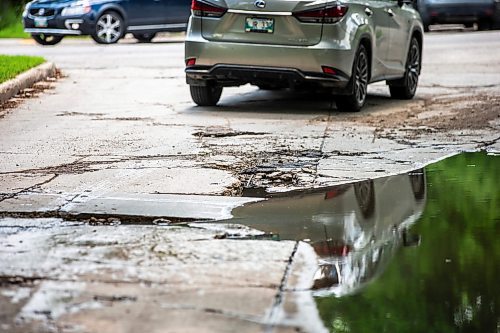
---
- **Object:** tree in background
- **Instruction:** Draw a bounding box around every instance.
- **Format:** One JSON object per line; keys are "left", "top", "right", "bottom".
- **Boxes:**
{"left": 0, "top": 0, "right": 28, "bottom": 30}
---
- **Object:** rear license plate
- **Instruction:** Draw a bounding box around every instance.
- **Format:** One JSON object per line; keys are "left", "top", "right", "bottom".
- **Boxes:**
{"left": 34, "top": 17, "right": 48, "bottom": 28}
{"left": 245, "top": 17, "right": 274, "bottom": 33}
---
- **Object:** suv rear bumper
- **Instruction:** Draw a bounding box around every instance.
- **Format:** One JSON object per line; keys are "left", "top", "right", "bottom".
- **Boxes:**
{"left": 185, "top": 64, "right": 350, "bottom": 90}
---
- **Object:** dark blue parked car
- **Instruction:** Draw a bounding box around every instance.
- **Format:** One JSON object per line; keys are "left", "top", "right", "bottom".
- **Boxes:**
{"left": 22, "top": 0, "right": 191, "bottom": 45}
{"left": 415, "top": 0, "right": 498, "bottom": 31}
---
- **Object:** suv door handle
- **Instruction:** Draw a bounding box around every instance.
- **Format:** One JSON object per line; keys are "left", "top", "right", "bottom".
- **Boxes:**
{"left": 385, "top": 8, "right": 394, "bottom": 16}
{"left": 365, "top": 8, "right": 373, "bottom": 16}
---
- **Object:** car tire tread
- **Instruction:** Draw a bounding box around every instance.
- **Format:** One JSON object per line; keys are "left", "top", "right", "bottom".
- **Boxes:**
{"left": 389, "top": 37, "right": 421, "bottom": 100}
{"left": 190, "top": 85, "right": 223, "bottom": 106}
{"left": 336, "top": 45, "right": 369, "bottom": 112}
{"left": 31, "top": 34, "right": 64, "bottom": 46}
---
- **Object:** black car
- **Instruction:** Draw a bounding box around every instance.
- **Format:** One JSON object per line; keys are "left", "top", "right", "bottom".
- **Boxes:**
{"left": 415, "top": 0, "right": 498, "bottom": 31}
{"left": 23, "top": 0, "right": 191, "bottom": 45}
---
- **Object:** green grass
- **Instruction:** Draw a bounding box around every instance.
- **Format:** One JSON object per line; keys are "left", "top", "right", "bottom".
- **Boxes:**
{"left": 0, "top": 55, "right": 45, "bottom": 84}
{"left": 0, "top": 21, "right": 29, "bottom": 38}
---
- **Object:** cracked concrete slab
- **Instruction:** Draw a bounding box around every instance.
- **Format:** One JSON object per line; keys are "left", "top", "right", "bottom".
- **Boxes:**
{"left": 0, "top": 217, "right": 304, "bottom": 333}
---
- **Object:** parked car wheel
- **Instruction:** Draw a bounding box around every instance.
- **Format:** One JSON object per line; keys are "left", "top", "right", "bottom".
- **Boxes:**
{"left": 335, "top": 45, "right": 369, "bottom": 112}
{"left": 389, "top": 38, "right": 421, "bottom": 100}
{"left": 91, "top": 11, "right": 124, "bottom": 44}
{"left": 190, "top": 85, "right": 223, "bottom": 106}
{"left": 31, "top": 34, "right": 63, "bottom": 46}
{"left": 133, "top": 32, "right": 156, "bottom": 43}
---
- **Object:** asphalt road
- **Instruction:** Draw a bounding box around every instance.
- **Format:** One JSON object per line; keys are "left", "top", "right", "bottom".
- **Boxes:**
{"left": 0, "top": 31, "right": 499, "bottom": 333}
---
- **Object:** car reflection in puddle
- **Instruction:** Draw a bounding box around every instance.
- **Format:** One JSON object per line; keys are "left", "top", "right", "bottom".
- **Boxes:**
{"left": 222, "top": 169, "right": 426, "bottom": 297}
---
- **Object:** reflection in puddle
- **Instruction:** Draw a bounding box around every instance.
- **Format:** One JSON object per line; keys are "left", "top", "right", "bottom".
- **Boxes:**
{"left": 223, "top": 152, "right": 499, "bottom": 332}
{"left": 225, "top": 170, "right": 427, "bottom": 297}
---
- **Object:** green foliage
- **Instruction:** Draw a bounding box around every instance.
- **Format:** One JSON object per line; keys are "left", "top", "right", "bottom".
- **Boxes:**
{"left": 0, "top": 55, "right": 45, "bottom": 83}
{"left": 315, "top": 152, "right": 500, "bottom": 333}
{"left": 0, "top": 1, "right": 30, "bottom": 38}
{"left": 0, "top": 21, "right": 28, "bottom": 39}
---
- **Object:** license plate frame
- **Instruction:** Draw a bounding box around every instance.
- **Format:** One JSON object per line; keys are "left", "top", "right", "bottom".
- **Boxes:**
{"left": 34, "top": 17, "right": 48, "bottom": 28}
{"left": 245, "top": 17, "right": 274, "bottom": 34}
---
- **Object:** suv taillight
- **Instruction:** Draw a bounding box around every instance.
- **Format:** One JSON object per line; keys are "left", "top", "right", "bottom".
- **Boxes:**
{"left": 191, "top": 0, "right": 227, "bottom": 17}
{"left": 293, "top": 5, "right": 348, "bottom": 24}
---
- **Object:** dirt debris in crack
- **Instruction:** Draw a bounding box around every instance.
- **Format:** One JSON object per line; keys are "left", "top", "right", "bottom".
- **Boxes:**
{"left": 349, "top": 93, "right": 500, "bottom": 139}
{"left": 0, "top": 70, "right": 63, "bottom": 118}
{"left": 198, "top": 148, "right": 325, "bottom": 193}
{"left": 93, "top": 295, "right": 137, "bottom": 303}
{"left": 0, "top": 211, "right": 199, "bottom": 225}
{"left": 192, "top": 126, "right": 267, "bottom": 138}
{"left": 0, "top": 275, "right": 43, "bottom": 287}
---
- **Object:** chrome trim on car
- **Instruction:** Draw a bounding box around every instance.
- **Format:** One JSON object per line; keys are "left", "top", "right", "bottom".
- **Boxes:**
{"left": 27, "top": 12, "right": 57, "bottom": 20}
{"left": 128, "top": 23, "right": 188, "bottom": 31}
{"left": 227, "top": 9, "right": 292, "bottom": 16}
{"left": 27, "top": 14, "right": 57, "bottom": 20}
{"left": 25, "top": 28, "right": 82, "bottom": 35}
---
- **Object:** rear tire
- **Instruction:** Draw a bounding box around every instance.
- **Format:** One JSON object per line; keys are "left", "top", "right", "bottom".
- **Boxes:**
{"left": 388, "top": 37, "right": 421, "bottom": 100}
{"left": 32, "top": 34, "right": 63, "bottom": 45}
{"left": 336, "top": 45, "right": 369, "bottom": 112}
{"left": 133, "top": 32, "right": 156, "bottom": 43}
{"left": 190, "top": 85, "right": 223, "bottom": 106}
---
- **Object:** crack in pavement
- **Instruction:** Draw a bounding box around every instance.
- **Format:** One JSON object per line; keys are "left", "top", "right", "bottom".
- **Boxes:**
{"left": 0, "top": 174, "right": 59, "bottom": 203}
{"left": 0, "top": 211, "right": 199, "bottom": 224}
{"left": 476, "top": 135, "right": 500, "bottom": 149}
{"left": 313, "top": 112, "right": 333, "bottom": 183}
{"left": 0, "top": 154, "right": 200, "bottom": 176}
{"left": 265, "top": 241, "right": 300, "bottom": 333}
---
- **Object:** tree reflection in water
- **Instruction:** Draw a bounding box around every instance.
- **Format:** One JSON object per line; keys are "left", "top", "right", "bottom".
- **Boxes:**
{"left": 315, "top": 152, "right": 499, "bottom": 333}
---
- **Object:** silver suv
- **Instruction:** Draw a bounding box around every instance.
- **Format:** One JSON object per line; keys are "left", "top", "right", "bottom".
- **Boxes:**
{"left": 185, "top": 0, "right": 423, "bottom": 111}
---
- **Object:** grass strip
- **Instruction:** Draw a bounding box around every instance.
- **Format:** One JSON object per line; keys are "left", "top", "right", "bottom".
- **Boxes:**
{"left": 0, "top": 21, "right": 29, "bottom": 39}
{"left": 0, "top": 55, "right": 45, "bottom": 84}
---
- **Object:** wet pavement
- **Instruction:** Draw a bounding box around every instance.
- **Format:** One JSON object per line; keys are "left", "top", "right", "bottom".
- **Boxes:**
{"left": 1, "top": 152, "right": 498, "bottom": 332}
{"left": 0, "top": 31, "right": 500, "bottom": 332}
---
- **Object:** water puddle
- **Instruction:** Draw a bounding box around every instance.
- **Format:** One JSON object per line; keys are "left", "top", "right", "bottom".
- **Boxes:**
{"left": 221, "top": 151, "right": 499, "bottom": 332}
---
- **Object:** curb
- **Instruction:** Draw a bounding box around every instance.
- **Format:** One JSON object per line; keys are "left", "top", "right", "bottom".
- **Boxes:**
{"left": 0, "top": 62, "right": 57, "bottom": 104}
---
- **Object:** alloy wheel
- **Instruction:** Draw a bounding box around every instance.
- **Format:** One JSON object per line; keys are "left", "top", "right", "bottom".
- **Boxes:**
{"left": 406, "top": 42, "right": 420, "bottom": 95}
{"left": 354, "top": 51, "right": 368, "bottom": 105}
{"left": 96, "top": 13, "right": 122, "bottom": 44}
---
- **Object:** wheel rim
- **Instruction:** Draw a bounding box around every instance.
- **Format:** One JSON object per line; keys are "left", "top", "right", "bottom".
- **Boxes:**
{"left": 96, "top": 13, "right": 122, "bottom": 43}
{"left": 406, "top": 42, "right": 420, "bottom": 94}
{"left": 354, "top": 51, "right": 368, "bottom": 105}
